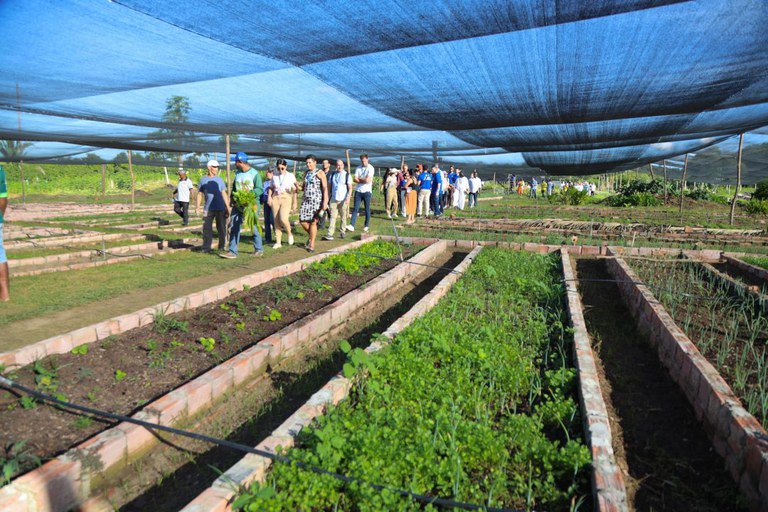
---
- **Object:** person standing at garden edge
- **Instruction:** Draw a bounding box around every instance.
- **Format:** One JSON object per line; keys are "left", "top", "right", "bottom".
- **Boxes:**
{"left": 347, "top": 153, "right": 374, "bottom": 233}
{"left": 173, "top": 168, "right": 196, "bottom": 226}
{"left": 270, "top": 158, "right": 296, "bottom": 249}
{"left": 196, "top": 160, "right": 230, "bottom": 253}
{"left": 0, "top": 165, "right": 9, "bottom": 301}
{"left": 299, "top": 155, "right": 328, "bottom": 252}
{"left": 220, "top": 152, "right": 264, "bottom": 258}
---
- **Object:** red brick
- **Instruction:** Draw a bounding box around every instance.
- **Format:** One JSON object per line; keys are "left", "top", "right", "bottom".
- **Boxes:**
{"left": 45, "top": 335, "right": 76, "bottom": 357}
{"left": 180, "top": 490, "right": 231, "bottom": 512}
{"left": 246, "top": 346, "right": 270, "bottom": 376}
{"left": 744, "top": 435, "right": 768, "bottom": 485}
{"left": 230, "top": 354, "right": 253, "bottom": 387}
{"left": 13, "top": 459, "right": 82, "bottom": 512}
{"left": 76, "top": 428, "right": 128, "bottom": 472}
{"left": 593, "top": 469, "right": 625, "bottom": 492}
{"left": 116, "top": 421, "right": 156, "bottom": 457}
{"left": 148, "top": 390, "right": 188, "bottom": 426}
{"left": 208, "top": 366, "right": 234, "bottom": 402}
{"left": 185, "top": 377, "right": 214, "bottom": 415}
{"left": 117, "top": 314, "right": 140, "bottom": 332}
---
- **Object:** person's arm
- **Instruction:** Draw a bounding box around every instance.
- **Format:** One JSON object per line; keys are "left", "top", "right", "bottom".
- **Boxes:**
{"left": 221, "top": 190, "right": 231, "bottom": 216}
{"left": 196, "top": 182, "right": 203, "bottom": 211}
{"left": 319, "top": 172, "right": 328, "bottom": 210}
{"left": 364, "top": 166, "right": 373, "bottom": 184}
{"left": 0, "top": 198, "right": 7, "bottom": 217}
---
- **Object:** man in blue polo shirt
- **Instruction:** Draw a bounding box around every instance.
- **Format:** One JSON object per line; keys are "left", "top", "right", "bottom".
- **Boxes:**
{"left": 220, "top": 152, "right": 264, "bottom": 259}
{"left": 0, "top": 165, "right": 9, "bottom": 301}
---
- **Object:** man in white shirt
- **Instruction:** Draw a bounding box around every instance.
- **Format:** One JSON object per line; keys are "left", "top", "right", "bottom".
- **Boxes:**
{"left": 324, "top": 159, "right": 352, "bottom": 240}
{"left": 347, "top": 153, "right": 374, "bottom": 233}
{"left": 173, "top": 168, "right": 196, "bottom": 226}
{"left": 468, "top": 171, "right": 483, "bottom": 208}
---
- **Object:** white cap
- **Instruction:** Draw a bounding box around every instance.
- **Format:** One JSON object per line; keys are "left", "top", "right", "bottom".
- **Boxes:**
{"left": 206, "top": 160, "right": 220, "bottom": 168}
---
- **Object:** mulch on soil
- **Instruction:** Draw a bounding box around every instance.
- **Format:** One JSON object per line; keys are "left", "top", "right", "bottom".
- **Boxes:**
{"left": 576, "top": 257, "right": 747, "bottom": 512}
{"left": 0, "top": 246, "right": 417, "bottom": 474}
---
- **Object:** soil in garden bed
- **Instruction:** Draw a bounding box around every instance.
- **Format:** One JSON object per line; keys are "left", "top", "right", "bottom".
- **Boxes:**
{"left": 575, "top": 257, "right": 747, "bottom": 512}
{"left": 0, "top": 245, "right": 420, "bottom": 471}
{"left": 712, "top": 261, "right": 768, "bottom": 293}
{"left": 109, "top": 250, "right": 468, "bottom": 512}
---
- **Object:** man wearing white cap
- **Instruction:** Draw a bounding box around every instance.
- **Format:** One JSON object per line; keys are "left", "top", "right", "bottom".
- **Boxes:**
{"left": 173, "top": 167, "right": 196, "bottom": 226}
{"left": 196, "top": 160, "right": 230, "bottom": 253}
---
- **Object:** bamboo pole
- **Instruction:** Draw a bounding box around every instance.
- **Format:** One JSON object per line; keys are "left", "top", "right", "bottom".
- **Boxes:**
{"left": 16, "top": 83, "right": 25, "bottom": 205}
{"left": 729, "top": 133, "right": 744, "bottom": 225}
{"left": 128, "top": 149, "right": 135, "bottom": 210}
{"left": 679, "top": 153, "right": 688, "bottom": 216}
{"left": 225, "top": 134, "right": 231, "bottom": 191}
{"left": 663, "top": 159, "right": 668, "bottom": 204}
{"left": 648, "top": 163, "right": 655, "bottom": 180}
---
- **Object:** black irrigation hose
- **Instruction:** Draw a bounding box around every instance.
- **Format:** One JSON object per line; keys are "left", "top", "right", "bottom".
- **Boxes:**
{"left": 0, "top": 376, "right": 522, "bottom": 512}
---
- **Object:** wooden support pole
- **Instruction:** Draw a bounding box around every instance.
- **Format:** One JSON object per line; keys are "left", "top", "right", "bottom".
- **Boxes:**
{"left": 101, "top": 163, "right": 106, "bottom": 198}
{"left": 729, "top": 133, "right": 744, "bottom": 225}
{"left": 128, "top": 149, "right": 135, "bottom": 210}
{"left": 679, "top": 153, "right": 688, "bottom": 216}
{"left": 663, "top": 159, "right": 668, "bottom": 204}
{"left": 225, "top": 134, "right": 231, "bottom": 191}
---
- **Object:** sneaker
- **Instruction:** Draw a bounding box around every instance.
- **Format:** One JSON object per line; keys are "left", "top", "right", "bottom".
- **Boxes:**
{"left": 387, "top": 213, "right": 392, "bottom": 218}
{"left": 272, "top": 242, "right": 282, "bottom": 249}
{"left": 346, "top": 225, "right": 354, "bottom": 232}
{"left": 288, "top": 234, "right": 295, "bottom": 246}
{"left": 322, "top": 235, "right": 334, "bottom": 241}
{"left": 254, "top": 251, "right": 264, "bottom": 257}
{"left": 363, "top": 226, "right": 369, "bottom": 233}
{"left": 392, "top": 213, "right": 398, "bottom": 218}
{"left": 219, "top": 251, "right": 237, "bottom": 259}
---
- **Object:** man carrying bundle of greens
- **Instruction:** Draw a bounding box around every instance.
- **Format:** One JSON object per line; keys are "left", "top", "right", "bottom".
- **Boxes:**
{"left": 0, "top": 164, "right": 9, "bottom": 301}
{"left": 220, "top": 152, "right": 264, "bottom": 259}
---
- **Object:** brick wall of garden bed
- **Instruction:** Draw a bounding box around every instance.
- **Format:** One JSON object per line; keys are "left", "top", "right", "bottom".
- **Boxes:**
{"left": 724, "top": 255, "right": 768, "bottom": 283}
{"left": 178, "top": 246, "right": 482, "bottom": 512}
{"left": 0, "top": 238, "right": 376, "bottom": 369}
{"left": 0, "top": 239, "right": 446, "bottom": 512}
{"left": 561, "top": 250, "right": 628, "bottom": 512}
{"left": 604, "top": 255, "right": 768, "bottom": 511}
{"left": 694, "top": 259, "right": 768, "bottom": 316}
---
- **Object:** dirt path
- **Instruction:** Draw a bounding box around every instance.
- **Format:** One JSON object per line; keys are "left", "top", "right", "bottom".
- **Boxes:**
{"left": 575, "top": 257, "right": 746, "bottom": 511}
{"left": 1, "top": 242, "right": 351, "bottom": 352}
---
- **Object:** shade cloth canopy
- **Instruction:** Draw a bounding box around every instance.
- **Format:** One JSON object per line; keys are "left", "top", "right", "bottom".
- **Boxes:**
{"left": 1, "top": 0, "right": 767, "bottom": 175}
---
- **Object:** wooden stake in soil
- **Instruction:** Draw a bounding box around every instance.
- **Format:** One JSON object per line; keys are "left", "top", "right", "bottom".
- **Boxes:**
{"left": 16, "top": 83, "right": 25, "bottom": 205}
{"left": 680, "top": 153, "right": 688, "bottom": 218}
{"left": 128, "top": 150, "right": 135, "bottom": 210}
{"left": 729, "top": 133, "right": 744, "bottom": 225}
{"left": 225, "top": 134, "right": 231, "bottom": 192}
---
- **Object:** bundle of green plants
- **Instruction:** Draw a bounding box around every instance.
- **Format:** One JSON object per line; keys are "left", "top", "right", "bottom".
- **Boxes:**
{"left": 232, "top": 189, "right": 262, "bottom": 234}
{"left": 309, "top": 240, "right": 401, "bottom": 275}
{"left": 602, "top": 191, "right": 660, "bottom": 207}
{"left": 548, "top": 186, "right": 589, "bottom": 205}
{"left": 743, "top": 199, "right": 768, "bottom": 216}
{"left": 601, "top": 178, "right": 667, "bottom": 207}
{"left": 235, "top": 249, "right": 590, "bottom": 511}
{"left": 753, "top": 178, "right": 768, "bottom": 201}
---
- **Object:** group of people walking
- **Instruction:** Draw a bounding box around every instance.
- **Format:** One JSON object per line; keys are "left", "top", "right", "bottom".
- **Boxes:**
{"left": 177, "top": 153, "right": 483, "bottom": 257}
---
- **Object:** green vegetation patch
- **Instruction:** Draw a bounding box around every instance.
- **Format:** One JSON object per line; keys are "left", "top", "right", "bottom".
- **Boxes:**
{"left": 236, "top": 249, "right": 590, "bottom": 511}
